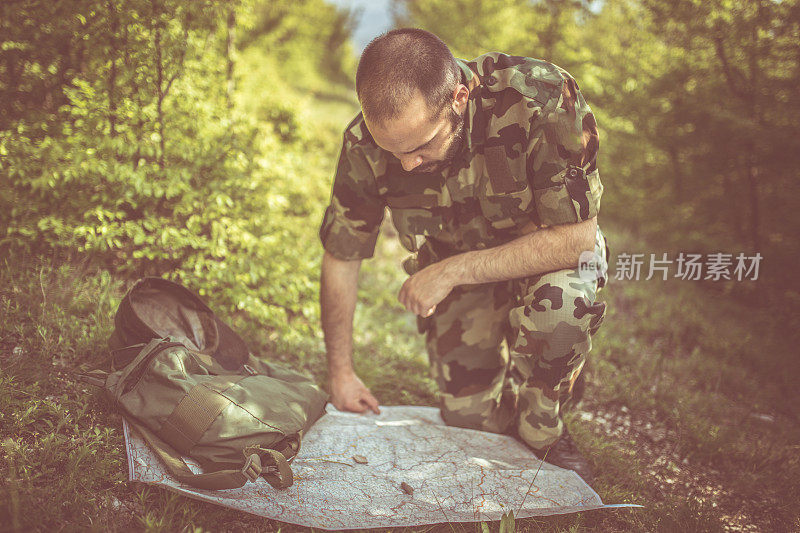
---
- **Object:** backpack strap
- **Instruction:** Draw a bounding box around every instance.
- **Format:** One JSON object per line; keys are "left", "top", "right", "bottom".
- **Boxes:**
{"left": 113, "top": 338, "right": 182, "bottom": 403}
{"left": 111, "top": 343, "right": 148, "bottom": 370}
{"left": 75, "top": 343, "right": 149, "bottom": 387}
{"left": 129, "top": 419, "right": 287, "bottom": 490}
{"left": 77, "top": 369, "right": 108, "bottom": 387}
{"left": 274, "top": 434, "right": 301, "bottom": 463}
{"left": 245, "top": 445, "right": 295, "bottom": 489}
{"left": 157, "top": 376, "right": 243, "bottom": 453}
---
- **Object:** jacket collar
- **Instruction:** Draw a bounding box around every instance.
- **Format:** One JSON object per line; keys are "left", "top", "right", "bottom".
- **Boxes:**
{"left": 455, "top": 57, "right": 485, "bottom": 153}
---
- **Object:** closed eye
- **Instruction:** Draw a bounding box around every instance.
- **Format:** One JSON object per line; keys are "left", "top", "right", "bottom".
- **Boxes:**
{"left": 397, "top": 132, "right": 439, "bottom": 155}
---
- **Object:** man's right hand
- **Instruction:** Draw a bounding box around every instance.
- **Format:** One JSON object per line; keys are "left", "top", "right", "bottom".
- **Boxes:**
{"left": 329, "top": 372, "right": 381, "bottom": 415}
{"left": 320, "top": 251, "right": 379, "bottom": 415}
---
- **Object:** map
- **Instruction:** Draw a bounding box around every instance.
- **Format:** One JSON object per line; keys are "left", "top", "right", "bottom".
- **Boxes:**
{"left": 123, "top": 405, "right": 639, "bottom": 529}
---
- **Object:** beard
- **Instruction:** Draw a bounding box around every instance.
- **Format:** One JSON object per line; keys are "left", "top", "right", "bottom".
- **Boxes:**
{"left": 414, "top": 108, "right": 466, "bottom": 174}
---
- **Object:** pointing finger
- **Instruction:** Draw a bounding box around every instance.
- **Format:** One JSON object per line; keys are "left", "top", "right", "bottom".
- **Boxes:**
{"left": 363, "top": 393, "right": 381, "bottom": 415}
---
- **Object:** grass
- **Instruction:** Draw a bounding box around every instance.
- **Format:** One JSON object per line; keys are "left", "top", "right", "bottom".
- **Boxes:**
{"left": 2, "top": 77, "right": 799, "bottom": 532}
{"left": 2, "top": 220, "right": 799, "bottom": 532}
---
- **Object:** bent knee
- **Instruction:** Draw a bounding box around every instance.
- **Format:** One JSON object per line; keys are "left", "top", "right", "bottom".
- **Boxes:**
{"left": 439, "top": 386, "right": 515, "bottom": 435}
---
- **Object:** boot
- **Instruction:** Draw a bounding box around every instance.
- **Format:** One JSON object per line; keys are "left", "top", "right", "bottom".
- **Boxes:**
{"left": 535, "top": 429, "right": 594, "bottom": 484}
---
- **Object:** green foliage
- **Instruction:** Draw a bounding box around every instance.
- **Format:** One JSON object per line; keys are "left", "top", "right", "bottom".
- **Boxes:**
{"left": 498, "top": 510, "right": 515, "bottom": 533}
{"left": 0, "top": 261, "right": 126, "bottom": 531}
{"left": 396, "top": 0, "right": 800, "bottom": 299}
{"left": 394, "top": 0, "right": 590, "bottom": 65}
{"left": 0, "top": 0, "right": 356, "bottom": 338}
{"left": 239, "top": 0, "right": 358, "bottom": 87}
{"left": 2, "top": 193, "right": 799, "bottom": 533}
{"left": 3, "top": 1, "right": 800, "bottom": 531}
{"left": 583, "top": 0, "right": 800, "bottom": 260}
{"left": 0, "top": 260, "right": 271, "bottom": 531}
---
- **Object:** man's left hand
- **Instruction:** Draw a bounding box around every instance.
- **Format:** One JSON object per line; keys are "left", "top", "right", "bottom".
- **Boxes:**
{"left": 398, "top": 259, "right": 460, "bottom": 317}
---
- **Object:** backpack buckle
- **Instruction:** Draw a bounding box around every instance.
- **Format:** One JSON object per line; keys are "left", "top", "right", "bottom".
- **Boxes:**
{"left": 241, "top": 454, "right": 262, "bottom": 483}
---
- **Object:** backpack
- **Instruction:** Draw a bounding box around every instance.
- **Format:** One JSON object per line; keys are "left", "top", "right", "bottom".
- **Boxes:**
{"left": 88, "top": 277, "right": 328, "bottom": 490}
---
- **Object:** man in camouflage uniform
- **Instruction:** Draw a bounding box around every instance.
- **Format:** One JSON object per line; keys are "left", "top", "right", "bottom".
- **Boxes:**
{"left": 319, "top": 29, "right": 609, "bottom": 481}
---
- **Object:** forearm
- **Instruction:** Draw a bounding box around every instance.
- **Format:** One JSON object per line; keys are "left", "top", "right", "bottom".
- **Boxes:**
{"left": 448, "top": 216, "right": 597, "bottom": 286}
{"left": 320, "top": 251, "right": 361, "bottom": 378}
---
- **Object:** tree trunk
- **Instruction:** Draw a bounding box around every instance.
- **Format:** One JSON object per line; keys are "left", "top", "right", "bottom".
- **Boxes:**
{"left": 541, "top": 0, "right": 562, "bottom": 61}
{"left": 667, "top": 145, "right": 683, "bottom": 203}
{"left": 745, "top": 149, "right": 761, "bottom": 251}
{"left": 725, "top": 172, "right": 743, "bottom": 241}
{"left": 154, "top": 25, "right": 165, "bottom": 170}
{"left": 712, "top": 11, "right": 764, "bottom": 252}
{"left": 107, "top": 0, "right": 118, "bottom": 137}
{"left": 225, "top": 8, "right": 236, "bottom": 112}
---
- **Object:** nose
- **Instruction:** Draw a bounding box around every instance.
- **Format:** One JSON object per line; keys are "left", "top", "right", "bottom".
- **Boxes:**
{"left": 399, "top": 155, "right": 423, "bottom": 172}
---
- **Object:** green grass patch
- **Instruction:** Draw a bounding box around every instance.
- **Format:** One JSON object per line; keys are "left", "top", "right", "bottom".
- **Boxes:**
{"left": 3, "top": 222, "right": 799, "bottom": 531}
{"left": 2, "top": 83, "right": 799, "bottom": 530}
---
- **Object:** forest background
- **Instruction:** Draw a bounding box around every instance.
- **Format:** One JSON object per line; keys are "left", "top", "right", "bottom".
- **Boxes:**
{"left": 1, "top": 0, "right": 798, "bottom": 531}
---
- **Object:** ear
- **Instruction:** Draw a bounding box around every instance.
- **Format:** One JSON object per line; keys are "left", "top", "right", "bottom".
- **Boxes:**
{"left": 451, "top": 83, "right": 469, "bottom": 114}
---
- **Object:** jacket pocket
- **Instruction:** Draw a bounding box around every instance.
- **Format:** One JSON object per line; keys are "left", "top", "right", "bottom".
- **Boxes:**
{"left": 532, "top": 181, "right": 577, "bottom": 226}
{"left": 478, "top": 184, "right": 534, "bottom": 230}
{"left": 533, "top": 166, "right": 602, "bottom": 226}
{"left": 387, "top": 193, "right": 443, "bottom": 252}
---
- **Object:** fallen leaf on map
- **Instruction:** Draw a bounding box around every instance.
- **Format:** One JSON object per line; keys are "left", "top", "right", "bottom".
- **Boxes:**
{"left": 400, "top": 482, "right": 414, "bottom": 495}
{"left": 352, "top": 455, "right": 368, "bottom": 464}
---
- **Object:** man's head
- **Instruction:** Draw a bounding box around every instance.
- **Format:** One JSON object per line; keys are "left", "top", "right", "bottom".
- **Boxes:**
{"left": 356, "top": 28, "right": 470, "bottom": 174}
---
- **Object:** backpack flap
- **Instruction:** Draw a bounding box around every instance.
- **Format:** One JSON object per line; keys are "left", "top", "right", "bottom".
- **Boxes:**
{"left": 241, "top": 356, "right": 329, "bottom": 434}
{"left": 110, "top": 277, "right": 247, "bottom": 371}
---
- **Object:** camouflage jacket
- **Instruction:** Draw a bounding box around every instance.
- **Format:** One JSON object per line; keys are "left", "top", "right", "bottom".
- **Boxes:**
{"left": 319, "top": 52, "right": 604, "bottom": 271}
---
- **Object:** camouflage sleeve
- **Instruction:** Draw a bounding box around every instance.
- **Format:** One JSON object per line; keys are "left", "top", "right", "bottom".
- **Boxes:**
{"left": 525, "top": 72, "right": 603, "bottom": 226}
{"left": 319, "top": 133, "right": 385, "bottom": 261}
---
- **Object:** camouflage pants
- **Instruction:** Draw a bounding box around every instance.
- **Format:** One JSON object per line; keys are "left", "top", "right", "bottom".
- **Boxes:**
{"left": 416, "top": 226, "right": 609, "bottom": 450}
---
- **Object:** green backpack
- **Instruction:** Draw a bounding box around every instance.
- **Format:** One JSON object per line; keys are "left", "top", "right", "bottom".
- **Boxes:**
{"left": 91, "top": 277, "right": 328, "bottom": 491}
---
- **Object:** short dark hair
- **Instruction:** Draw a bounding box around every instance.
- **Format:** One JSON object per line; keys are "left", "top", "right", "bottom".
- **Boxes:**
{"left": 356, "top": 28, "right": 461, "bottom": 125}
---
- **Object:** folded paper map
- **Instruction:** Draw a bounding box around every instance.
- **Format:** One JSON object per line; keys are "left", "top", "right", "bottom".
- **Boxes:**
{"left": 123, "top": 405, "right": 639, "bottom": 529}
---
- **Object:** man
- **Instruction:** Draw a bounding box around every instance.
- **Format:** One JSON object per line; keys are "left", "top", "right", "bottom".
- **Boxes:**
{"left": 318, "top": 28, "right": 609, "bottom": 481}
